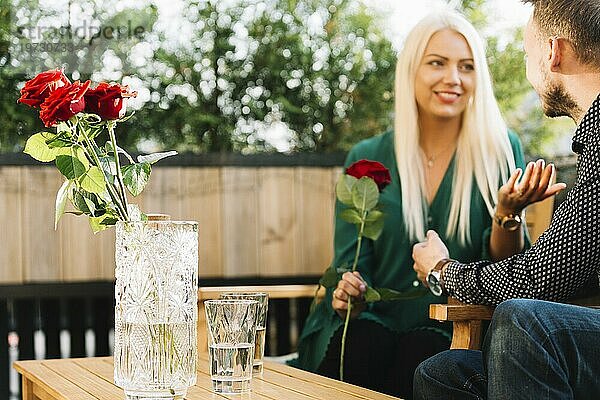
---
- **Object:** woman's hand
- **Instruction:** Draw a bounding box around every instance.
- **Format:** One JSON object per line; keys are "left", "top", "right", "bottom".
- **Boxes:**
{"left": 497, "top": 159, "right": 567, "bottom": 215}
{"left": 332, "top": 271, "right": 367, "bottom": 319}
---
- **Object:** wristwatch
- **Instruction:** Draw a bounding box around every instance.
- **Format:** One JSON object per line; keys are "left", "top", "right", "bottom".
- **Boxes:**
{"left": 493, "top": 213, "right": 522, "bottom": 231}
{"left": 426, "top": 258, "right": 454, "bottom": 296}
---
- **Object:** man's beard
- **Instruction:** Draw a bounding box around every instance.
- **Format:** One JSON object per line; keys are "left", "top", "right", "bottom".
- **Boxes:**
{"left": 541, "top": 81, "right": 581, "bottom": 120}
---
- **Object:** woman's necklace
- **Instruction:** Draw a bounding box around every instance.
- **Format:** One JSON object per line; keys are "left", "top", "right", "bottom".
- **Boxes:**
{"left": 421, "top": 145, "right": 455, "bottom": 168}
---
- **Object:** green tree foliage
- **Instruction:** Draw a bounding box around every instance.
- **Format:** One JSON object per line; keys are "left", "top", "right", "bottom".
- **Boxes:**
{"left": 0, "top": 0, "right": 571, "bottom": 155}
{"left": 130, "top": 0, "right": 396, "bottom": 152}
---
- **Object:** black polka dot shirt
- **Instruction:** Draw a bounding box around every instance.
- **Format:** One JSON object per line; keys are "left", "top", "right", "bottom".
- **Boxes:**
{"left": 444, "top": 94, "right": 600, "bottom": 305}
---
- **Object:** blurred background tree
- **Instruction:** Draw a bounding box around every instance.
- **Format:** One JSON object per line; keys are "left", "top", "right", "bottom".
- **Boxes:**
{"left": 0, "top": 0, "right": 575, "bottom": 155}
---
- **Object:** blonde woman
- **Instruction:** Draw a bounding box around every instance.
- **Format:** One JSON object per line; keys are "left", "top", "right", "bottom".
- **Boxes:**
{"left": 294, "top": 10, "right": 562, "bottom": 398}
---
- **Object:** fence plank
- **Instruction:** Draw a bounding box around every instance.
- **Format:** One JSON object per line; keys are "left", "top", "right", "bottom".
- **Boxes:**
{"left": 296, "top": 168, "right": 336, "bottom": 275}
{"left": 140, "top": 167, "right": 184, "bottom": 218}
{"left": 21, "top": 167, "right": 62, "bottom": 282}
{"left": 258, "top": 168, "right": 298, "bottom": 276}
{"left": 221, "top": 167, "right": 260, "bottom": 277}
{"left": 0, "top": 167, "right": 23, "bottom": 284}
{"left": 180, "top": 167, "right": 223, "bottom": 277}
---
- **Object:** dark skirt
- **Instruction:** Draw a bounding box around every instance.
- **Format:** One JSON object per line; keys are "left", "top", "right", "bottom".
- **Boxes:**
{"left": 317, "top": 319, "right": 450, "bottom": 399}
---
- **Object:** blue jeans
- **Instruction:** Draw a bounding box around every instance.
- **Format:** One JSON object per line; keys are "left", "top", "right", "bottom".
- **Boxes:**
{"left": 413, "top": 299, "right": 600, "bottom": 399}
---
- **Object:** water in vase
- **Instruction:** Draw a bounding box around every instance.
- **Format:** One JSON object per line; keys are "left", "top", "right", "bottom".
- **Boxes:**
{"left": 114, "top": 321, "right": 197, "bottom": 399}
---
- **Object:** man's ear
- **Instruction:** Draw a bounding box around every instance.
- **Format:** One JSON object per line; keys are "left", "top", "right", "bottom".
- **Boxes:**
{"left": 549, "top": 37, "right": 563, "bottom": 72}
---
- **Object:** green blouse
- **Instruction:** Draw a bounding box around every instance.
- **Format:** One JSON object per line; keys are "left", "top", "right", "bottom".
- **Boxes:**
{"left": 294, "top": 130, "right": 526, "bottom": 372}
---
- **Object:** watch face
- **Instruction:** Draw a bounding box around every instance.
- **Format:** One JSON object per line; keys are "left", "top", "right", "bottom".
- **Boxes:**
{"left": 427, "top": 272, "right": 443, "bottom": 296}
{"left": 502, "top": 218, "right": 520, "bottom": 231}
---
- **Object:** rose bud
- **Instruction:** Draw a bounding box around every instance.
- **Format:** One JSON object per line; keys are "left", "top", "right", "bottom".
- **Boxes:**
{"left": 17, "top": 68, "right": 71, "bottom": 108}
{"left": 345, "top": 159, "right": 392, "bottom": 192}
{"left": 39, "top": 80, "right": 91, "bottom": 127}
{"left": 84, "top": 82, "right": 137, "bottom": 120}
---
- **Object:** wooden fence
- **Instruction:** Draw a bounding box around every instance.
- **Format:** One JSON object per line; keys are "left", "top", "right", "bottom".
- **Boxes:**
{"left": 0, "top": 163, "right": 343, "bottom": 284}
{"left": 0, "top": 153, "right": 578, "bottom": 284}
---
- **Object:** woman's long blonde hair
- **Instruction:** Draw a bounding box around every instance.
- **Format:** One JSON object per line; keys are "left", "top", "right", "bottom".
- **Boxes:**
{"left": 394, "top": 10, "right": 515, "bottom": 245}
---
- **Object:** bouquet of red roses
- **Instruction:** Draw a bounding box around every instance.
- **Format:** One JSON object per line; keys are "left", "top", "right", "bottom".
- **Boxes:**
{"left": 18, "top": 68, "right": 175, "bottom": 232}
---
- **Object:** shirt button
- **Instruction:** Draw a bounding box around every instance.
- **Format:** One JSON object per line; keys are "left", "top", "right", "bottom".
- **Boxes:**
{"left": 413, "top": 280, "right": 420, "bottom": 287}
{"left": 427, "top": 216, "right": 433, "bottom": 223}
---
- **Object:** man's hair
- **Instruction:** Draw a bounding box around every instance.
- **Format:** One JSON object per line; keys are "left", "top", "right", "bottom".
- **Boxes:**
{"left": 523, "top": 0, "right": 600, "bottom": 68}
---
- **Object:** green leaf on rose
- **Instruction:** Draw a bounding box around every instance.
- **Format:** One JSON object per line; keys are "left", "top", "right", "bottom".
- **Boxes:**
{"left": 56, "top": 155, "right": 86, "bottom": 179}
{"left": 336, "top": 174, "right": 357, "bottom": 206}
{"left": 319, "top": 266, "right": 339, "bottom": 288}
{"left": 54, "top": 180, "right": 73, "bottom": 230}
{"left": 340, "top": 208, "right": 362, "bottom": 225}
{"left": 122, "top": 162, "right": 152, "bottom": 196}
{"left": 24, "top": 132, "right": 59, "bottom": 162}
{"left": 88, "top": 214, "right": 117, "bottom": 234}
{"left": 72, "top": 190, "right": 92, "bottom": 214}
{"left": 351, "top": 177, "right": 379, "bottom": 212}
{"left": 363, "top": 286, "right": 381, "bottom": 302}
{"left": 45, "top": 131, "right": 72, "bottom": 149}
{"left": 79, "top": 166, "right": 107, "bottom": 194}
{"left": 363, "top": 214, "right": 384, "bottom": 240}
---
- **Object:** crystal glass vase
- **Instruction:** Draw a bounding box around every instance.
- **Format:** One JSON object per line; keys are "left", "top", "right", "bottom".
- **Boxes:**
{"left": 114, "top": 220, "right": 198, "bottom": 400}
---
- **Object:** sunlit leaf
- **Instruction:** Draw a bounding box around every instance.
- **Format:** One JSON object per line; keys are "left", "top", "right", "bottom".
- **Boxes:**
{"left": 137, "top": 150, "right": 178, "bottom": 164}
{"left": 54, "top": 180, "right": 73, "bottom": 230}
{"left": 79, "top": 166, "right": 107, "bottom": 194}
{"left": 122, "top": 162, "right": 152, "bottom": 196}
{"left": 24, "top": 132, "right": 58, "bottom": 162}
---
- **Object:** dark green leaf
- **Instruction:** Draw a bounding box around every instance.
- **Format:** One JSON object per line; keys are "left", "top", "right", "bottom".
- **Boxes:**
{"left": 373, "top": 287, "right": 429, "bottom": 302}
{"left": 363, "top": 286, "right": 381, "bottom": 302}
{"left": 336, "top": 263, "right": 351, "bottom": 274}
{"left": 122, "top": 162, "right": 152, "bottom": 196}
{"left": 339, "top": 208, "right": 362, "bottom": 225}
{"left": 351, "top": 177, "right": 379, "bottom": 211}
{"left": 46, "top": 131, "right": 72, "bottom": 149}
{"left": 56, "top": 155, "right": 86, "bottom": 179}
{"left": 335, "top": 174, "right": 357, "bottom": 206}
{"left": 319, "top": 267, "right": 339, "bottom": 288}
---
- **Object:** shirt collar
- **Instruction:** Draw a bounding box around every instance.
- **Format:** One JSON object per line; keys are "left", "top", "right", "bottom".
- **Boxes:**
{"left": 572, "top": 93, "right": 600, "bottom": 154}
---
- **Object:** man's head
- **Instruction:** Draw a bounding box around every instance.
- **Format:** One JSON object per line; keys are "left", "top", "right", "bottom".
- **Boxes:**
{"left": 522, "top": 0, "right": 600, "bottom": 120}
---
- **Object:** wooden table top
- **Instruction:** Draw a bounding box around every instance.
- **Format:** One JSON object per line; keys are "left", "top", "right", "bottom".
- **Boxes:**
{"left": 14, "top": 355, "right": 401, "bottom": 400}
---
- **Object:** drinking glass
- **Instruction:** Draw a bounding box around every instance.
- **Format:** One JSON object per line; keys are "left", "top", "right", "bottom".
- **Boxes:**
{"left": 220, "top": 292, "right": 269, "bottom": 374}
{"left": 204, "top": 299, "right": 258, "bottom": 394}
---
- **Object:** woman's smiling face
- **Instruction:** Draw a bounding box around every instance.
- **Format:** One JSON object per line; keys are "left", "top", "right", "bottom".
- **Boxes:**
{"left": 414, "top": 28, "right": 476, "bottom": 122}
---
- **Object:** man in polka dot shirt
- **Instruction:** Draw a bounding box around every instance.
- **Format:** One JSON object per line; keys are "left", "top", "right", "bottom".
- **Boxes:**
{"left": 412, "top": 0, "right": 600, "bottom": 398}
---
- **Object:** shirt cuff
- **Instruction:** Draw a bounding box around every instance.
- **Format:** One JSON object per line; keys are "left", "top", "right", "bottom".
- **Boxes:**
{"left": 442, "top": 261, "right": 461, "bottom": 297}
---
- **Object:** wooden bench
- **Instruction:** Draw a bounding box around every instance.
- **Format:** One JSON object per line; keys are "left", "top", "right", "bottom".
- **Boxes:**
{"left": 429, "top": 192, "right": 600, "bottom": 350}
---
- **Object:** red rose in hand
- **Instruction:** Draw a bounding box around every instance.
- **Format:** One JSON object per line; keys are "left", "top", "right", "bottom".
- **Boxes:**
{"left": 39, "top": 80, "right": 91, "bottom": 127}
{"left": 84, "top": 82, "right": 137, "bottom": 120}
{"left": 345, "top": 159, "right": 392, "bottom": 192}
{"left": 17, "top": 68, "right": 71, "bottom": 108}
